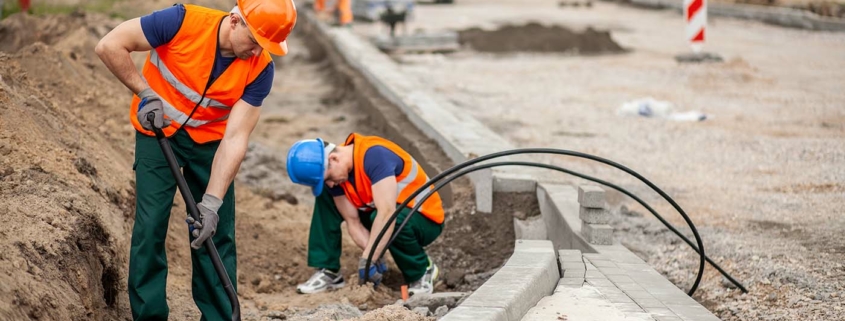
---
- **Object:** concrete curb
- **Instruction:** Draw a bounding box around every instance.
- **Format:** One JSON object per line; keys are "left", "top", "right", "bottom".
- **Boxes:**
{"left": 441, "top": 240, "right": 559, "bottom": 321}
{"left": 622, "top": 0, "right": 845, "bottom": 31}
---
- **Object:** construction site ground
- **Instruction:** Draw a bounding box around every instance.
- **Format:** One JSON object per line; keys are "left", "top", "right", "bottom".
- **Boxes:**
{"left": 0, "top": 0, "right": 517, "bottom": 320}
{"left": 351, "top": 0, "right": 845, "bottom": 320}
{"left": 0, "top": 0, "right": 844, "bottom": 320}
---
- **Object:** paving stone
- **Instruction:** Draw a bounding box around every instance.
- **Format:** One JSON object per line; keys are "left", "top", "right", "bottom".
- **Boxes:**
{"left": 607, "top": 274, "right": 636, "bottom": 284}
{"left": 597, "top": 267, "right": 626, "bottom": 275}
{"left": 623, "top": 290, "right": 655, "bottom": 300}
{"left": 585, "top": 270, "right": 605, "bottom": 279}
{"left": 577, "top": 185, "right": 606, "bottom": 208}
{"left": 634, "top": 297, "right": 666, "bottom": 308}
{"left": 582, "top": 223, "right": 613, "bottom": 245}
{"left": 580, "top": 206, "right": 612, "bottom": 224}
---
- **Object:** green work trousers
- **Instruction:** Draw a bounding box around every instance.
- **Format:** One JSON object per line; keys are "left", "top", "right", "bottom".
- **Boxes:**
{"left": 307, "top": 189, "right": 443, "bottom": 283}
{"left": 129, "top": 130, "right": 237, "bottom": 321}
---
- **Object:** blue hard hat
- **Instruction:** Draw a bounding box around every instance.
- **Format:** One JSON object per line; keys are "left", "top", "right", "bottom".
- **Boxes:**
{"left": 287, "top": 138, "right": 328, "bottom": 196}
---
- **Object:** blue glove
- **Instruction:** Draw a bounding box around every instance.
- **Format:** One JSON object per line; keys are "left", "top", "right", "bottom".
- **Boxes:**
{"left": 375, "top": 257, "right": 388, "bottom": 274}
{"left": 358, "top": 258, "right": 383, "bottom": 286}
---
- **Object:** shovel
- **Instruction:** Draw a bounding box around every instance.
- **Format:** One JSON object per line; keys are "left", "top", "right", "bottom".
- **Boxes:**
{"left": 146, "top": 113, "right": 241, "bottom": 321}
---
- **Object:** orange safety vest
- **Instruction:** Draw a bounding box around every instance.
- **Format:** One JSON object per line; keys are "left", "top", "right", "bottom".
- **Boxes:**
{"left": 340, "top": 133, "right": 445, "bottom": 224}
{"left": 129, "top": 4, "right": 273, "bottom": 144}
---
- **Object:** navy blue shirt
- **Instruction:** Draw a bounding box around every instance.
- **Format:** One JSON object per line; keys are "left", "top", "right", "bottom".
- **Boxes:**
{"left": 139, "top": 4, "right": 274, "bottom": 107}
{"left": 329, "top": 146, "right": 405, "bottom": 197}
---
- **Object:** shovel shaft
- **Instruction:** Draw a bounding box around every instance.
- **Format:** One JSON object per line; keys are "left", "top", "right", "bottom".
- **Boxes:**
{"left": 147, "top": 114, "right": 241, "bottom": 321}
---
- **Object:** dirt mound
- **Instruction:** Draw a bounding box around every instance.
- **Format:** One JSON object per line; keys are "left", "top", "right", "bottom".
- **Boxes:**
{"left": 0, "top": 11, "right": 137, "bottom": 320}
{"left": 458, "top": 22, "right": 626, "bottom": 55}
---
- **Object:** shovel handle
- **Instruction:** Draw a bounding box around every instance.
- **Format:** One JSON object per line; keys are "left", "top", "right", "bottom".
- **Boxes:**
{"left": 145, "top": 113, "right": 241, "bottom": 321}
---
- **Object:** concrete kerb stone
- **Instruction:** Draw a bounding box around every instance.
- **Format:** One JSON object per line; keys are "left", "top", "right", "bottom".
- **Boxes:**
{"left": 623, "top": 0, "right": 845, "bottom": 31}
{"left": 447, "top": 240, "right": 558, "bottom": 321}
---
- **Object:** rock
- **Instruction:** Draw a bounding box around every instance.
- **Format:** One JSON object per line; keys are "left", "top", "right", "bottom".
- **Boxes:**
{"left": 443, "top": 270, "right": 464, "bottom": 287}
{"left": 404, "top": 292, "right": 470, "bottom": 311}
{"left": 434, "top": 305, "right": 449, "bottom": 318}
{"left": 412, "top": 307, "right": 430, "bottom": 316}
{"left": 265, "top": 311, "right": 287, "bottom": 320}
{"left": 722, "top": 276, "right": 738, "bottom": 289}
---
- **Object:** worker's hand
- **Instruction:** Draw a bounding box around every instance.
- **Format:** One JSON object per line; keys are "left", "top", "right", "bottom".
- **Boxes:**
{"left": 375, "top": 257, "right": 388, "bottom": 275}
{"left": 137, "top": 88, "right": 171, "bottom": 130}
{"left": 189, "top": 194, "right": 223, "bottom": 250}
{"left": 358, "top": 258, "right": 383, "bottom": 286}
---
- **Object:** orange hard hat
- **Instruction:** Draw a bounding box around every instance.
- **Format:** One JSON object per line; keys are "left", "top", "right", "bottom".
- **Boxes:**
{"left": 237, "top": 0, "right": 297, "bottom": 56}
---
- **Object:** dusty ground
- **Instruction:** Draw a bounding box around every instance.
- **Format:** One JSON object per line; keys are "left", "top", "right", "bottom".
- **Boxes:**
{"left": 352, "top": 0, "right": 845, "bottom": 320}
{"left": 0, "top": 1, "right": 517, "bottom": 320}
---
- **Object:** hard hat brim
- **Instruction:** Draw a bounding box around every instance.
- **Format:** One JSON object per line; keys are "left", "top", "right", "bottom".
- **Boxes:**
{"left": 247, "top": 23, "right": 289, "bottom": 56}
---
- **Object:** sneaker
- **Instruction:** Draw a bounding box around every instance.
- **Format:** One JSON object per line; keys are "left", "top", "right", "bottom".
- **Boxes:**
{"left": 296, "top": 269, "right": 346, "bottom": 294}
{"left": 408, "top": 259, "right": 439, "bottom": 295}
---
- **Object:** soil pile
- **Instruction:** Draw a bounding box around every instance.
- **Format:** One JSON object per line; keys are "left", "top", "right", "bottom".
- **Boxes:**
{"left": 458, "top": 22, "right": 626, "bottom": 55}
{"left": 0, "top": 11, "right": 135, "bottom": 320}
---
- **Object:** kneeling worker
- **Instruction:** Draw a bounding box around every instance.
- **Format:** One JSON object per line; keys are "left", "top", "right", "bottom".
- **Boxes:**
{"left": 286, "top": 133, "right": 444, "bottom": 295}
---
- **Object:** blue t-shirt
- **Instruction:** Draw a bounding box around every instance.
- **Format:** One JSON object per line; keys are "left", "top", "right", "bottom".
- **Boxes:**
{"left": 328, "top": 146, "right": 405, "bottom": 198}
{"left": 139, "top": 4, "right": 274, "bottom": 107}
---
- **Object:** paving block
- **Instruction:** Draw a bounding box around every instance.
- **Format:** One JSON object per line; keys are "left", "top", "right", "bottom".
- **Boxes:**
{"left": 582, "top": 224, "right": 613, "bottom": 245}
{"left": 562, "top": 261, "right": 586, "bottom": 271}
{"left": 558, "top": 249, "right": 583, "bottom": 263}
{"left": 563, "top": 269, "right": 586, "bottom": 279}
{"left": 556, "top": 278, "right": 584, "bottom": 289}
{"left": 577, "top": 185, "right": 606, "bottom": 208}
{"left": 607, "top": 274, "right": 636, "bottom": 284}
{"left": 514, "top": 215, "right": 547, "bottom": 240}
{"left": 598, "top": 266, "right": 626, "bottom": 275}
{"left": 579, "top": 206, "right": 612, "bottom": 224}
{"left": 440, "top": 306, "right": 508, "bottom": 321}
{"left": 585, "top": 270, "right": 605, "bottom": 279}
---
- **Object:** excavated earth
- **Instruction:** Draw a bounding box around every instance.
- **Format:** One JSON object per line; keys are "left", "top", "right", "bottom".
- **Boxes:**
{"left": 0, "top": 4, "right": 517, "bottom": 321}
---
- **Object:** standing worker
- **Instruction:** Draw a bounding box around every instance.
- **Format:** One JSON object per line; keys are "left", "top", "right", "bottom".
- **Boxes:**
{"left": 286, "top": 133, "right": 444, "bottom": 295}
{"left": 95, "top": 0, "right": 296, "bottom": 319}
{"left": 313, "top": 0, "right": 352, "bottom": 26}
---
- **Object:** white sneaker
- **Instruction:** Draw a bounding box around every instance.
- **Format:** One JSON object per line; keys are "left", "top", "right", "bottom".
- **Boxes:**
{"left": 296, "top": 269, "right": 346, "bottom": 294}
{"left": 408, "top": 259, "right": 439, "bottom": 295}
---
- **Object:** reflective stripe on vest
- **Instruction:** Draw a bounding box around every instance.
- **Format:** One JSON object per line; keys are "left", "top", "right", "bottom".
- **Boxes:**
{"left": 397, "top": 158, "right": 434, "bottom": 208}
{"left": 148, "top": 50, "right": 230, "bottom": 110}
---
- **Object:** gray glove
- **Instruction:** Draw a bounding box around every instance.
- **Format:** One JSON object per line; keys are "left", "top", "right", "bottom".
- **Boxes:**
{"left": 188, "top": 194, "right": 222, "bottom": 250}
{"left": 137, "top": 88, "right": 171, "bottom": 130}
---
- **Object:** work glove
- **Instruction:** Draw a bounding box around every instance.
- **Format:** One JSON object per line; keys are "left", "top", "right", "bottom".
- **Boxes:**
{"left": 137, "top": 88, "right": 171, "bottom": 130}
{"left": 188, "top": 194, "right": 222, "bottom": 250}
{"left": 375, "top": 257, "right": 388, "bottom": 275}
{"left": 358, "top": 257, "right": 384, "bottom": 286}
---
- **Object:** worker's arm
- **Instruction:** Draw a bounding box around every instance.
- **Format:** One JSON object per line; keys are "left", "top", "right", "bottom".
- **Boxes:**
{"left": 362, "top": 176, "right": 399, "bottom": 261}
{"left": 333, "top": 195, "right": 370, "bottom": 249}
{"left": 205, "top": 100, "right": 261, "bottom": 199}
{"left": 95, "top": 18, "right": 152, "bottom": 94}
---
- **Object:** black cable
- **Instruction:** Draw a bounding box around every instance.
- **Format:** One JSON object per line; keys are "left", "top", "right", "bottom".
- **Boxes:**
{"left": 385, "top": 161, "right": 747, "bottom": 294}
{"left": 363, "top": 148, "right": 707, "bottom": 297}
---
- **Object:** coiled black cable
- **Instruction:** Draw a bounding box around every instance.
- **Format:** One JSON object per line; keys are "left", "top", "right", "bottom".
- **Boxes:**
{"left": 362, "top": 148, "right": 747, "bottom": 296}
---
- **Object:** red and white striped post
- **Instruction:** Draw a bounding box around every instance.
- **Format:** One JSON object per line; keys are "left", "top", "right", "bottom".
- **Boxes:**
{"left": 684, "top": 0, "right": 707, "bottom": 53}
